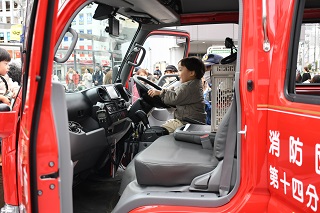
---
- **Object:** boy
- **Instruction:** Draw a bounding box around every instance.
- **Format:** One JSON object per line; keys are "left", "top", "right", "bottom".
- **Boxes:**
{"left": 0, "top": 48, "right": 19, "bottom": 106}
{"left": 148, "top": 57, "right": 206, "bottom": 133}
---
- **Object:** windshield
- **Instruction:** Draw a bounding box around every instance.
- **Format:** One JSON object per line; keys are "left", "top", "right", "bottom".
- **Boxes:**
{"left": 53, "top": 3, "right": 139, "bottom": 92}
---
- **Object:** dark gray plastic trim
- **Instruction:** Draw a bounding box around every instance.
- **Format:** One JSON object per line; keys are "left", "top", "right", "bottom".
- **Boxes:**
{"left": 51, "top": 82, "right": 73, "bottom": 213}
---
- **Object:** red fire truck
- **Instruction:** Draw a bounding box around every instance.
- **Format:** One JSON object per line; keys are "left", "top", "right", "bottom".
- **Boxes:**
{"left": 0, "top": 0, "right": 320, "bottom": 212}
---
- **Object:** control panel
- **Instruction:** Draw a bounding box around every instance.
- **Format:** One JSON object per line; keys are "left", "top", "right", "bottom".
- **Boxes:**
{"left": 104, "top": 99, "right": 127, "bottom": 124}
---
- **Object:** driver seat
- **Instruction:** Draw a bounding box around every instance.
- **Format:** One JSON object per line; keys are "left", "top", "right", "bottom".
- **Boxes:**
{"left": 118, "top": 96, "right": 236, "bottom": 195}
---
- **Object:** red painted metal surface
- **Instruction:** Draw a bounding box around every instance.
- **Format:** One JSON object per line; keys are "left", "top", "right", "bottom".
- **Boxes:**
{"left": 2, "top": 74, "right": 22, "bottom": 206}
{"left": 2, "top": 0, "right": 320, "bottom": 212}
{"left": 130, "top": 0, "right": 272, "bottom": 211}
{"left": 14, "top": 0, "right": 60, "bottom": 212}
{"left": 180, "top": 12, "right": 239, "bottom": 25}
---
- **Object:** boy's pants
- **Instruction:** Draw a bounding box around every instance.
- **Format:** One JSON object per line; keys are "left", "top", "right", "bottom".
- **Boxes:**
{"left": 161, "top": 119, "right": 184, "bottom": 133}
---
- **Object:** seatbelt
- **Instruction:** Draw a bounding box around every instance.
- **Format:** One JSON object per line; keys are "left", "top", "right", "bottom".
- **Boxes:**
{"left": 0, "top": 76, "right": 9, "bottom": 92}
{"left": 219, "top": 94, "right": 237, "bottom": 196}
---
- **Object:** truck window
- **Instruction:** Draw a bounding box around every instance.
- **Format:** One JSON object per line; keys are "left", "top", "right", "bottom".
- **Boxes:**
{"left": 53, "top": 3, "right": 139, "bottom": 92}
{"left": 287, "top": 1, "right": 320, "bottom": 102}
{"left": 137, "top": 34, "right": 188, "bottom": 74}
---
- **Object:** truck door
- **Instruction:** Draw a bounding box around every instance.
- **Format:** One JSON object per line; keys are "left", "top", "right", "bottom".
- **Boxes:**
{"left": 265, "top": 1, "right": 320, "bottom": 212}
{"left": 0, "top": 0, "right": 68, "bottom": 212}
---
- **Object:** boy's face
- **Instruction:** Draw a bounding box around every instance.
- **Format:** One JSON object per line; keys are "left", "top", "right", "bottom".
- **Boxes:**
{"left": 0, "top": 60, "right": 9, "bottom": 76}
{"left": 178, "top": 62, "right": 195, "bottom": 83}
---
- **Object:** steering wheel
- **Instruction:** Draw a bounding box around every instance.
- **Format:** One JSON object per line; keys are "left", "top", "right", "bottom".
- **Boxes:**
{"left": 133, "top": 75, "right": 170, "bottom": 108}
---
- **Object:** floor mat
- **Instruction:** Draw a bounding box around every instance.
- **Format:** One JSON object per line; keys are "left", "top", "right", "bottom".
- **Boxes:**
{"left": 73, "top": 169, "right": 123, "bottom": 213}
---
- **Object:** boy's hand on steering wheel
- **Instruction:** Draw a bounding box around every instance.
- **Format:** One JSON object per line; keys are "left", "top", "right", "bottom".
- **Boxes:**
{"left": 148, "top": 89, "right": 161, "bottom": 97}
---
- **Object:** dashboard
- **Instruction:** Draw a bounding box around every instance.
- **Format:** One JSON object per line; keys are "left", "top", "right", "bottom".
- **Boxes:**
{"left": 66, "top": 84, "right": 129, "bottom": 132}
{"left": 65, "top": 84, "right": 132, "bottom": 175}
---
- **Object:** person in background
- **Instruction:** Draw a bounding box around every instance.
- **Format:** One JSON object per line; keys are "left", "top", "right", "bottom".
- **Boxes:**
{"left": 148, "top": 57, "right": 206, "bottom": 133}
{"left": 162, "top": 65, "right": 178, "bottom": 87}
{"left": 0, "top": 48, "right": 19, "bottom": 106}
{"left": 202, "top": 78, "right": 211, "bottom": 125}
{"left": 302, "top": 66, "right": 311, "bottom": 83}
{"left": 103, "top": 68, "right": 113, "bottom": 84}
{"left": 295, "top": 71, "right": 302, "bottom": 83}
{"left": 66, "top": 68, "right": 74, "bottom": 85}
{"left": 52, "top": 72, "right": 59, "bottom": 82}
{"left": 164, "top": 65, "right": 178, "bottom": 75}
{"left": 310, "top": 75, "right": 320, "bottom": 83}
{"left": 132, "top": 68, "right": 148, "bottom": 103}
{"left": 76, "top": 81, "right": 87, "bottom": 91}
{"left": 8, "top": 59, "right": 22, "bottom": 85}
{"left": 147, "top": 73, "right": 157, "bottom": 83}
{"left": 67, "top": 79, "right": 76, "bottom": 92}
{"left": 93, "top": 65, "right": 103, "bottom": 86}
{"left": 201, "top": 53, "right": 222, "bottom": 123}
{"left": 73, "top": 70, "right": 80, "bottom": 86}
{"left": 153, "top": 66, "right": 162, "bottom": 80}
{"left": 0, "top": 48, "right": 20, "bottom": 175}
{"left": 83, "top": 68, "right": 92, "bottom": 88}
{"left": 202, "top": 53, "right": 223, "bottom": 86}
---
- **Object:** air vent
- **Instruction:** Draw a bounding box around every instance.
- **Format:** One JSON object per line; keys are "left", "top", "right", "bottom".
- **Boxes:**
{"left": 69, "top": 121, "right": 83, "bottom": 134}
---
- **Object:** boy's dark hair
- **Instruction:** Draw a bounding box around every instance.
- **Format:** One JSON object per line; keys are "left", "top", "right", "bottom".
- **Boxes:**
{"left": 179, "top": 56, "right": 205, "bottom": 79}
{"left": 0, "top": 48, "right": 11, "bottom": 62}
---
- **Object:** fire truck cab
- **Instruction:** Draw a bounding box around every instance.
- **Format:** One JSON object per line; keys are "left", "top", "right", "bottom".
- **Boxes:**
{"left": 1, "top": 0, "right": 320, "bottom": 212}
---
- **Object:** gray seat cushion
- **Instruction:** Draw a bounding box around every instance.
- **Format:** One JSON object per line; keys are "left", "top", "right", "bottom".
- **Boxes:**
{"left": 135, "top": 135, "right": 219, "bottom": 186}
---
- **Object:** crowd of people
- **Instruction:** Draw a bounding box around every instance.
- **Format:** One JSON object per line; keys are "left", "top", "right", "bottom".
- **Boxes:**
{"left": 296, "top": 66, "right": 320, "bottom": 83}
{"left": 55, "top": 65, "right": 114, "bottom": 92}
{"left": 0, "top": 47, "right": 22, "bottom": 187}
{"left": 0, "top": 48, "right": 21, "bottom": 107}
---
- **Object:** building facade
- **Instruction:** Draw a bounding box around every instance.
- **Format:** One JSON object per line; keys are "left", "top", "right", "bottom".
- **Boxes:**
{"left": 0, "top": 0, "right": 25, "bottom": 43}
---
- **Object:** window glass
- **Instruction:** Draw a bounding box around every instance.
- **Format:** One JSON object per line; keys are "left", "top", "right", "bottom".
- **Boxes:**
{"left": 136, "top": 34, "right": 187, "bottom": 79}
{"left": 296, "top": 23, "right": 320, "bottom": 85}
{"left": 87, "top": 13, "right": 92, "bottom": 24}
{"left": 79, "top": 14, "right": 84, "bottom": 25}
{"left": 286, "top": 1, "right": 320, "bottom": 103}
{"left": 53, "top": 3, "right": 139, "bottom": 92}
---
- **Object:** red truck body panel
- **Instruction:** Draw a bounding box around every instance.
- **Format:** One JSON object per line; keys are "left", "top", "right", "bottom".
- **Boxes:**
{"left": 0, "top": 0, "right": 319, "bottom": 212}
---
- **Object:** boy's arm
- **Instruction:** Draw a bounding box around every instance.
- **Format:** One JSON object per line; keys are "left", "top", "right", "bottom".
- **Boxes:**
{"left": 160, "top": 87, "right": 190, "bottom": 106}
{"left": 149, "top": 84, "right": 196, "bottom": 106}
{"left": 0, "top": 95, "right": 10, "bottom": 105}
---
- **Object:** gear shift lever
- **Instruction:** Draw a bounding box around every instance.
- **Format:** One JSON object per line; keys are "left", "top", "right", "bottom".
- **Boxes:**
{"left": 135, "top": 110, "right": 150, "bottom": 129}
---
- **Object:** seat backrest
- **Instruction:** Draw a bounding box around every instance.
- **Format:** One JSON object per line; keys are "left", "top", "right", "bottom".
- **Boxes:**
{"left": 212, "top": 100, "right": 233, "bottom": 160}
